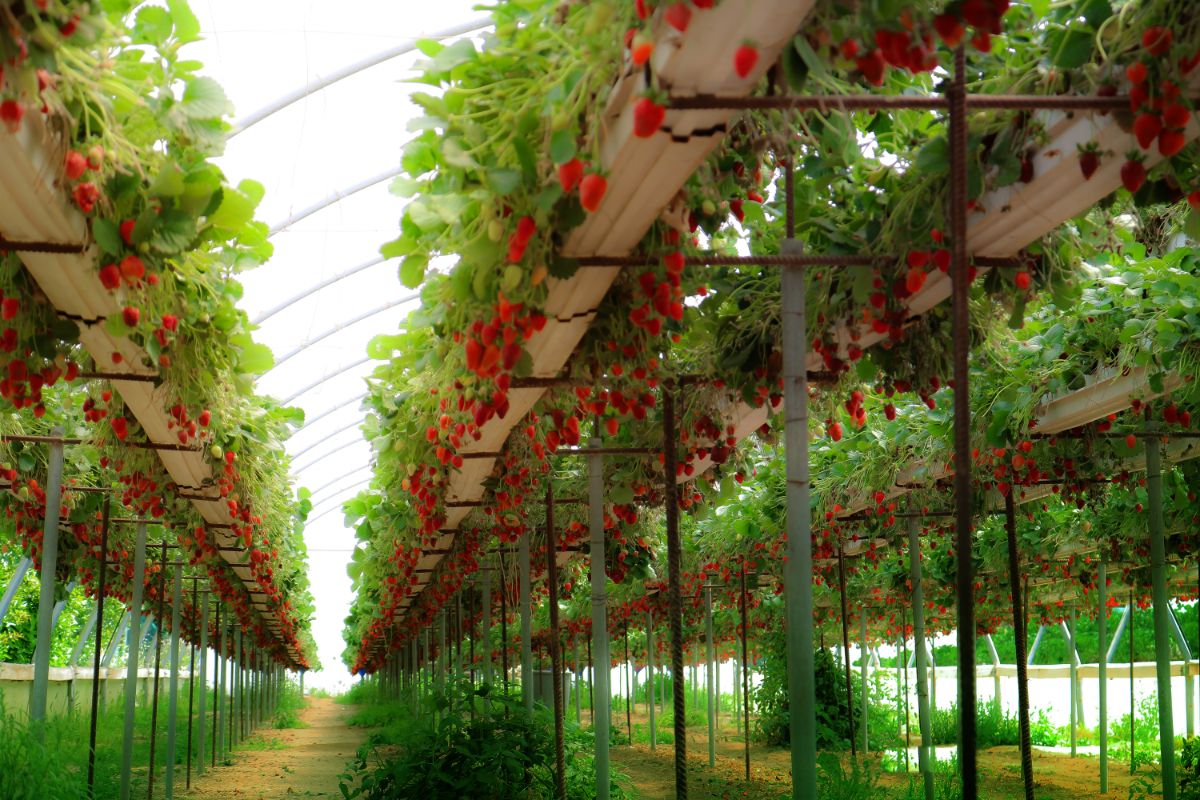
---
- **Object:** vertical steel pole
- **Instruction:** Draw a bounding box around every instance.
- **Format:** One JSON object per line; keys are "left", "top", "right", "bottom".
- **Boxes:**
{"left": 948, "top": 46, "right": 977, "bottom": 800}
{"left": 214, "top": 609, "right": 224, "bottom": 767}
{"left": 574, "top": 640, "right": 582, "bottom": 725}
{"left": 1067, "top": 610, "right": 1078, "bottom": 757}
{"left": 0, "top": 556, "right": 31, "bottom": 623}
{"left": 900, "top": 622, "right": 911, "bottom": 774}
{"left": 589, "top": 437, "right": 611, "bottom": 800}
{"left": 519, "top": 530, "right": 533, "bottom": 713}
{"left": 984, "top": 635, "right": 1002, "bottom": 714}
{"left": 30, "top": 428, "right": 65, "bottom": 724}
{"left": 194, "top": 586, "right": 207, "bottom": 783}
{"left": 705, "top": 586, "right": 716, "bottom": 767}
{"left": 1004, "top": 492, "right": 1035, "bottom": 800}
{"left": 908, "top": 518, "right": 935, "bottom": 800}
{"left": 860, "top": 613, "right": 869, "bottom": 754}
{"left": 482, "top": 566, "right": 493, "bottom": 687}
{"left": 837, "top": 546, "right": 857, "bottom": 758}
{"left": 87, "top": 496, "right": 111, "bottom": 799}
{"left": 1098, "top": 559, "right": 1108, "bottom": 794}
{"left": 647, "top": 612, "right": 656, "bottom": 751}
{"left": 546, "top": 483, "right": 567, "bottom": 800}
{"left": 165, "top": 568, "right": 183, "bottom": 798}
{"left": 625, "top": 630, "right": 633, "bottom": 743}
{"left": 663, "top": 393, "right": 688, "bottom": 800}
{"left": 148, "top": 542, "right": 168, "bottom": 800}
{"left": 119, "top": 524, "right": 148, "bottom": 800}
{"left": 500, "top": 553, "right": 510, "bottom": 697}
{"left": 740, "top": 567, "right": 751, "bottom": 782}
{"left": 1169, "top": 607, "right": 1195, "bottom": 737}
{"left": 1130, "top": 603, "right": 1136, "bottom": 770}
{"left": 781, "top": 220, "right": 816, "bottom": 800}
{"left": 1145, "top": 437, "right": 1176, "bottom": 800}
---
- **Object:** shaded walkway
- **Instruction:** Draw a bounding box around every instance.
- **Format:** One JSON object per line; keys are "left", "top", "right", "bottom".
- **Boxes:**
{"left": 181, "top": 697, "right": 365, "bottom": 800}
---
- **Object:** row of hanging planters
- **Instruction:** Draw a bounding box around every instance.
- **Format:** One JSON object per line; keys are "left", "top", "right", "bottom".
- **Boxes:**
{"left": 0, "top": 0, "right": 317, "bottom": 666}
{"left": 342, "top": 0, "right": 1200, "bottom": 671}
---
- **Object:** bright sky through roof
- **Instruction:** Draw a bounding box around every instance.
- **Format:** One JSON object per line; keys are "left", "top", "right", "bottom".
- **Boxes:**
{"left": 189, "top": 0, "right": 483, "bottom": 690}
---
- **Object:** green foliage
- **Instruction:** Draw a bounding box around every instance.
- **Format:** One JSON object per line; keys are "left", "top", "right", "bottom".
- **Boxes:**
{"left": 816, "top": 751, "right": 881, "bottom": 800}
{"left": 271, "top": 679, "right": 307, "bottom": 729}
{"left": 1180, "top": 737, "right": 1200, "bottom": 800}
{"left": 338, "top": 682, "right": 626, "bottom": 800}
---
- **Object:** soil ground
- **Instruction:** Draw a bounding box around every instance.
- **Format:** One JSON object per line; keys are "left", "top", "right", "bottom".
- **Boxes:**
{"left": 179, "top": 697, "right": 365, "bottom": 800}
{"left": 608, "top": 708, "right": 1140, "bottom": 800}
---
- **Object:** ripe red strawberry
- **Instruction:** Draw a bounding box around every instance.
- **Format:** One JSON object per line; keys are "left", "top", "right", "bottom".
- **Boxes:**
{"left": 64, "top": 151, "right": 88, "bottom": 181}
{"left": 733, "top": 43, "right": 759, "bottom": 79}
{"left": 664, "top": 2, "right": 691, "bottom": 33}
{"left": 99, "top": 264, "right": 121, "bottom": 290}
{"left": 1078, "top": 149, "right": 1099, "bottom": 180}
{"left": 1014, "top": 271, "right": 1031, "bottom": 290}
{"left": 1142, "top": 26, "right": 1172, "bottom": 57}
{"left": 1125, "top": 433, "right": 1137, "bottom": 449}
{"left": 161, "top": 314, "right": 178, "bottom": 332}
{"left": 905, "top": 268, "right": 927, "bottom": 294}
{"left": 111, "top": 416, "right": 128, "bottom": 441}
{"left": 1126, "top": 62, "right": 1147, "bottom": 84}
{"left": 71, "top": 182, "right": 99, "bottom": 213}
{"left": 119, "top": 254, "right": 145, "bottom": 283}
{"left": 828, "top": 420, "right": 843, "bottom": 442}
{"left": 631, "top": 32, "right": 654, "bottom": 66}
{"left": 119, "top": 219, "right": 135, "bottom": 245}
{"left": 0, "top": 100, "right": 23, "bottom": 133}
{"left": 199, "top": 409, "right": 211, "bottom": 427}
{"left": 884, "top": 403, "right": 897, "bottom": 421}
{"left": 579, "top": 173, "right": 608, "bottom": 212}
{"left": 1188, "top": 190, "right": 1200, "bottom": 210}
{"left": 1159, "top": 129, "right": 1186, "bottom": 157}
{"left": 604, "top": 417, "right": 620, "bottom": 436}
{"left": 856, "top": 49, "right": 886, "bottom": 86}
{"left": 1133, "top": 113, "right": 1162, "bottom": 150}
{"left": 122, "top": 306, "right": 140, "bottom": 327}
{"left": 839, "top": 39, "right": 859, "bottom": 60}
{"left": 971, "top": 31, "right": 992, "bottom": 53}
{"left": 0, "top": 298, "right": 17, "bottom": 320}
{"left": 557, "top": 158, "right": 583, "bottom": 192}
{"left": 1120, "top": 159, "right": 1146, "bottom": 193}
{"left": 1162, "top": 104, "right": 1190, "bottom": 130}
{"left": 632, "top": 97, "right": 665, "bottom": 138}
{"left": 933, "top": 13, "right": 964, "bottom": 48}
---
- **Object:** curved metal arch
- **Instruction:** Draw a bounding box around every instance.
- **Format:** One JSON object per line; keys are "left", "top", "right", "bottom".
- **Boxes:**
{"left": 291, "top": 415, "right": 366, "bottom": 462}
{"left": 300, "top": 391, "right": 368, "bottom": 431}
{"left": 267, "top": 295, "right": 416, "bottom": 372}
{"left": 231, "top": 17, "right": 492, "bottom": 137}
{"left": 281, "top": 355, "right": 372, "bottom": 405}
{"left": 308, "top": 465, "right": 375, "bottom": 504}
{"left": 293, "top": 436, "right": 369, "bottom": 475}
{"left": 253, "top": 256, "right": 385, "bottom": 325}
{"left": 269, "top": 167, "right": 403, "bottom": 236}
{"left": 305, "top": 482, "right": 373, "bottom": 527}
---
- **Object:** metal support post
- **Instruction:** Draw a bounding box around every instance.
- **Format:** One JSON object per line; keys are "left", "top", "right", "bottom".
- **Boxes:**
{"left": 705, "top": 586, "right": 716, "bottom": 767}
{"left": 984, "top": 635, "right": 1002, "bottom": 714}
{"left": 860, "top": 613, "right": 869, "bottom": 753}
{"left": 1145, "top": 437, "right": 1176, "bottom": 800}
{"left": 1066, "top": 610, "right": 1078, "bottom": 756}
{"left": 948, "top": 47, "right": 978, "bottom": 799}
{"left": 589, "top": 437, "right": 611, "bottom": 800}
{"left": 1099, "top": 560, "right": 1108, "bottom": 794}
{"left": 909, "top": 518, "right": 935, "bottom": 800}
{"left": 482, "top": 567, "right": 493, "bottom": 687}
{"left": 740, "top": 566, "right": 751, "bottom": 782}
{"left": 547, "top": 483, "right": 567, "bottom": 800}
{"left": 1004, "top": 492, "right": 1035, "bottom": 800}
{"left": 1168, "top": 606, "right": 1195, "bottom": 738}
{"left": 165, "top": 568, "right": 183, "bottom": 798}
{"left": 87, "top": 496, "right": 111, "bottom": 799}
{"left": 781, "top": 231, "right": 816, "bottom": 800}
{"left": 30, "top": 428, "right": 65, "bottom": 724}
{"left": 0, "top": 556, "right": 31, "bottom": 623}
{"left": 119, "top": 523, "right": 149, "bottom": 800}
{"left": 837, "top": 546, "right": 856, "bottom": 758}
{"left": 663, "top": 394, "right": 689, "bottom": 799}
{"left": 519, "top": 529, "right": 533, "bottom": 713}
{"left": 148, "top": 542, "right": 169, "bottom": 800}
{"left": 647, "top": 614, "right": 656, "bottom": 751}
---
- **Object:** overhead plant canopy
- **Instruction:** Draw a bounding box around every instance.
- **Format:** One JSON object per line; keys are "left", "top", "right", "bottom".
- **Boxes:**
{"left": 0, "top": 0, "right": 317, "bottom": 667}
{"left": 341, "top": 0, "right": 1200, "bottom": 675}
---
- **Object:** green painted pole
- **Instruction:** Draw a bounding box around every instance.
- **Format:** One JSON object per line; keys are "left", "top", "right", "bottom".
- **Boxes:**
{"left": 30, "top": 428, "right": 65, "bottom": 725}
{"left": 1098, "top": 559, "right": 1107, "bottom": 794}
{"left": 482, "top": 567, "right": 493, "bottom": 687}
{"left": 519, "top": 530, "right": 533, "bottom": 713}
{"left": 588, "top": 437, "right": 610, "bottom": 800}
{"left": 165, "top": 568, "right": 183, "bottom": 798}
{"left": 908, "top": 517, "right": 935, "bottom": 800}
{"left": 574, "top": 640, "right": 582, "bottom": 725}
{"left": 119, "top": 524, "right": 148, "bottom": 800}
{"left": 197, "top": 597, "right": 208, "bottom": 777}
{"left": 1068, "top": 609, "right": 1078, "bottom": 757}
{"left": 781, "top": 235, "right": 817, "bottom": 800}
{"left": 647, "top": 614, "right": 656, "bottom": 751}
{"left": 705, "top": 586, "right": 716, "bottom": 767}
{"left": 1145, "top": 437, "right": 1177, "bottom": 800}
{"left": 860, "top": 613, "right": 869, "bottom": 753}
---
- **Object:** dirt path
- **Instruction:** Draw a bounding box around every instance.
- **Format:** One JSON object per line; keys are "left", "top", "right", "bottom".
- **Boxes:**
{"left": 180, "top": 697, "right": 365, "bottom": 800}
